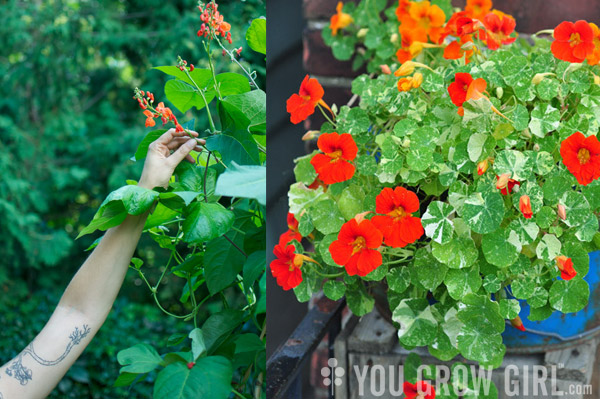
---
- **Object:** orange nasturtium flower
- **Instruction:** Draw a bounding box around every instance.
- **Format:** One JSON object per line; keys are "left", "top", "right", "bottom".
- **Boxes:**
{"left": 279, "top": 212, "right": 303, "bottom": 245}
{"left": 447, "top": 72, "right": 487, "bottom": 115}
{"left": 481, "top": 11, "right": 517, "bottom": 50}
{"left": 402, "top": 0, "right": 446, "bottom": 43}
{"left": 270, "top": 243, "right": 316, "bottom": 290}
{"left": 330, "top": 2, "right": 354, "bottom": 36}
{"left": 396, "top": 28, "right": 421, "bottom": 63}
{"left": 464, "top": 0, "right": 492, "bottom": 21}
{"left": 519, "top": 195, "right": 533, "bottom": 219}
{"left": 396, "top": 73, "right": 423, "bottom": 92}
{"left": 443, "top": 35, "right": 474, "bottom": 62}
{"left": 496, "top": 174, "right": 520, "bottom": 195}
{"left": 395, "top": 0, "right": 411, "bottom": 22}
{"left": 551, "top": 20, "right": 595, "bottom": 63}
{"left": 371, "top": 187, "right": 424, "bottom": 248}
{"left": 586, "top": 23, "right": 600, "bottom": 65}
{"left": 556, "top": 255, "right": 577, "bottom": 281}
{"left": 560, "top": 132, "right": 600, "bottom": 186}
{"left": 329, "top": 218, "right": 383, "bottom": 277}
{"left": 310, "top": 132, "right": 358, "bottom": 184}
{"left": 510, "top": 316, "right": 526, "bottom": 332}
{"left": 286, "top": 75, "right": 325, "bottom": 124}
{"left": 403, "top": 381, "right": 436, "bottom": 399}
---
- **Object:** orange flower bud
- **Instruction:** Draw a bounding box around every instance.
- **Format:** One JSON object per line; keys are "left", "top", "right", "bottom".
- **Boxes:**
{"left": 394, "top": 61, "right": 416, "bottom": 77}
{"left": 477, "top": 160, "right": 489, "bottom": 175}
{"left": 556, "top": 255, "right": 577, "bottom": 280}
{"left": 380, "top": 65, "right": 392, "bottom": 75}
{"left": 510, "top": 316, "right": 526, "bottom": 332}
{"left": 519, "top": 195, "right": 533, "bottom": 219}
{"left": 412, "top": 73, "right": 423, "bottom": 89}
{"left": 557, "top": 204, "right": 566, "bottom": 220}
{"left": 496, "top": 173, "right": 511, "bottom": 190}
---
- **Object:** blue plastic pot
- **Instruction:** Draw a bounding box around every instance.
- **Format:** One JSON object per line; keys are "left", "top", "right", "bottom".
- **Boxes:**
{"left": 503, "top": 251, "right": 600, "bottom": 353}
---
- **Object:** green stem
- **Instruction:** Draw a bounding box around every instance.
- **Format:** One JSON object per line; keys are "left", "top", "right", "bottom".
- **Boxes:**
{"left": 231, "top": 388, "right": 247, "bottom": 399}
{"left": 205, "top": 41, "right": 222, "bottom": 100}
{"left": 183, "top": 68, "right": 216, "bottom": 132}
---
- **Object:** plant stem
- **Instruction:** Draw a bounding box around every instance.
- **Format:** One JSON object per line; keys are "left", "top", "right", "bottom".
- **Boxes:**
{"left": 231, "top": 388, "right": 247, "bottom": 399}
{"left": 183, "top": 68, "right": 217, "bottom": 132}
{"left": 224, "top": 234, "right": 248, "bottom": 257}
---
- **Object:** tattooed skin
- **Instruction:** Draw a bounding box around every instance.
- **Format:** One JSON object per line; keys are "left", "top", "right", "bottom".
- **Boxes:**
{"left": 4, "top": 325, "right": 91, "bottom": 386}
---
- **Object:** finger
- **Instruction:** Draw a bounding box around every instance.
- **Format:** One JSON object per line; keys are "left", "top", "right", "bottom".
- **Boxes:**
{"left": 185, "top": 154, "right": 196, "bottom": 163}
{"left": 167, "top": 137, "right": 194, "bottom": 150}
{"left": 168, "top": 139, "right": 198, "bottom": 166}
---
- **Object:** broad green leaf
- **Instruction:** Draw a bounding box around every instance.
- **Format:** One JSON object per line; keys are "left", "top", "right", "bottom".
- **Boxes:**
{"left": 134, "top": 129, "right": 167, "bottom": 161}
{"left": 561, "top": 191, "right": 591, "bottom": 227}
{"left": 457, "top": 293, "right": 505, "bottom": 334}
{"left": 245, "top": 18, "right": 266, "bottom": 55}
{"left": 508, "top": 218, "right": 539, "bottom": 246}
{"left": 482, "top": 229, "right": 519, "bottom": 268}
{"left": 432, "top": 238, "right": 478, "bottom": 269}
{"left": 428, "top": 326, "right": 460, "bottom": 361}
{"left": 165, "top": 79, "right": 214, "bottom": 113}
{"left": 413, "top": 248, "right": 448, "bottom": 291}
{"left": 448, "top": 181, "right": 472, "bottom": 216}
{"left": 549, "top": 279, "right": 589, "bottom": 313}
{"left": 202, "top": 310, "right": 244, "bottom": 353}
{"left": 512, "top": 276, "right": 536, "bottom": 299}
{"left": 534, "top": 151, "right": 556, "bottom": 175}
{"left": 529, "top": 103, "right": 560, "bottom": 137}
{"left": 422, "top": 201, "right": 455, "bottom": 244}
{"left": 182, "top": 202, "right": 235, "bottom": 244}
{"left": 323, "top": 280, "right": 346, "bottom": 300}
{"left": 535, "top": 233, "right": 562, "bottom": 262}
{"left": 462, "top": 191, "right": 504, "bottom": 234}
{"left": 576, "top": 214, "right": 598, "bottom": 242}
{"left": 153, "top": 357, "right": 233, "bottom": 399}
{"left": 214, "top": 73, "right": 251, "bottom": 97}
{"left": 467, "top": 133, "right": 489, "bottom": 162}
{"left": 218, "top": 90, "right": 266, "bottom": 134}
{"left": 288, "top": 182, "right": 326, "bottom": 214}
{"left": 117, "top": 343, "right": 164, "bottom": 374}
{"left": 338, "top": 185, "right": 366, "bottom": 220}
{"left": 493, "top": 150, "right": 533, "bottom": 181}
{"left": 189, "top": 329, "right": 206, "bottom": 361}
{"left": 483, "top": 275, "right": 501, "bottom": 293}
{"left": 243, "top": 251, "right": 266, "bottom": 292}
{"left": 457, "top": 326, "right": 505, "bottom": 365}
{"left": 528, "top": 286, "right": 549, "bottom": 308}
{"left": 293, "top": 152, "right": 318, "bottom": 185}
{"left": 393, "top": 299, "right": 437, "bottom": 347}
{"left": 154, "top": 66, "right": 212, "bottom": 88}
{"left": 387, "top": 266, "right": 411, "bottom": 293}
{"left": 407, "top": 127, "right": 436, "bottom": 171}
{"left": 498, "top": 299, "right": 520, "bottom": 319}
{"left": 214, "top": 163, "right": 266, "bottom": 205}
{"left": 205, "top": 134, "right": 258, "bottom": 166}
{"left": 159, "top": 192, "right": 201, "bottom": 210}
{"left": 543, "top": 171, "right": 575, "bottom": 204}
{"left": 346, "top": 282, "right": 374, "bottom": 316}
{"left": 536, "top": 206, "right": 556, "bottom": 228}
{"left": 309, "top": 199, "right": 345, "bottom": 235}
{"left": 444, "top": 266, "right": 481, "bottom": 300}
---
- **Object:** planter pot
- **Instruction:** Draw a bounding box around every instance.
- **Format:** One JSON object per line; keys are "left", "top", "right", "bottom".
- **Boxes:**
{"left": 373, "top": 250, "right": 600, "bottom": 354}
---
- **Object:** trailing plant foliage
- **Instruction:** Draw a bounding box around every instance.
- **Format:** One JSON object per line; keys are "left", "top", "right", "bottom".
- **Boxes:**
{"left": 274, "top": 0, "right": 600, "bottom": 391}
{"left": 78, "top": 3, "right": 266, "bottom": 398}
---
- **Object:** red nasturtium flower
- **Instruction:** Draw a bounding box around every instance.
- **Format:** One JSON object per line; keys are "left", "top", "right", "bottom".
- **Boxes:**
{"left": 271, "top": 243, "right": 315, "bottom": 290}
{"left": 310, "top": 132, "right": 358, "bottom": 184}
{"left": 286, "top": 75, "right": 325, "bottom": 124}
{"left": 551, "top": 20, "right": 595, "bottom": 63}
{"left": 329, "top": 218, "right": 383, "bottom": 276}
{"left": 481, "top": 11, "right": 517, "bottom": 50}
{"left": 556, "top": 255, "right": 577, "bottom": 281}
{"left": 464, "top": 0, "right": 492, "bottom": 21}
{"left": 510, "top": 316, "right": 526, "bottom": 332}
{"left": 330, "top": 1, "right": 354, "bottom": 36}
{"left": 403, "top": 381, "right": 436, "bottom": 399}
{"left": 371, "top": 187, "right": 424, "bottom": 248}
{"left": 519, "top": 195, "right": 533, "bottom": 219}
{"left": 496, "top": 174, "right": 520, "bottom": 195}
{"left": 280, "top": 212, "right": 303, "bottom": 245}
{"left": 447, "top": 72, "right": 487, "bottom": 115}
{"left": 560, "top": 132, "right": 600, "bottom": 186}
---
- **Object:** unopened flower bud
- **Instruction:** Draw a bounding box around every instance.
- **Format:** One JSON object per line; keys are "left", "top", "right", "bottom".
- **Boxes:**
{"left": 496, "top": 87, "right": 503, "bottom": 99}
{"left": 557, "top": 204, "right": 566, "bottom": 220}
{"left": 496, "top": 173, "right": 511, "bottom": 190}
{"left": 357, "top": 28, "right": 368, "bottom": 39}
{"left": 532, "top": 73, "right": 546, "bottom": 85}
{"left": 594, "top": 74, "right": 600, "bottom": 85}
{"left": 477, "top": 159, "right": 489, "bottom": 175}
{"left": 533, "top": 143, "right": 540, "bottom": 151}
{"left": 402, "top": 138, "right": 411, "bottom": 148}
{"left": 302, "top": 130, "right": 320, "bottom": 141}
{"left": 394, "top": 61, "right": 416, "bottom": 77}
{"left": 380, "top": 65, "right": 392, "bottom": 75}
{"left": 390, "top": 33, "right": 399, "bottom": 44}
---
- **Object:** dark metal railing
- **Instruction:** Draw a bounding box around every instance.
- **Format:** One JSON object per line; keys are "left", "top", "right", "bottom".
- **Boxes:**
{"left": 266, "top": 296, "right": 346, "bottom": 399}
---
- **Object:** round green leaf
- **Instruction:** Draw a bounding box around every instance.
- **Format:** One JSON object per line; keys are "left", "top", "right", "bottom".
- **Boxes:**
{"left": 444, "top": 266, "right": 481, "bottom": 300}
{"left": 309, "top": 199, "right": 345, "bottom": 234}
{"left": 413, "top": 248, "right": 448, "bottom": 291}
{"left": 393, "top": 299, "right": 438, "bottom": 347}
{"left": 323, "top": 280, "right": 346, "bottom": 301}
{"left": 462, "top": 191, "right": 504, "bottom": 234}
{"left": 549, "top": 279, "right": 589, "bottom": 313}
{"left": 421, "top": 201, "right": 455, "bottom": 244}
{"left": 561, "top": 191, "right": 591, "bottom": 227}
{"left": 482, "top": 229, "right": 519, "bottom": 268}
{"left": 493, "top": 150, "right": 533, "bottom": 181}
{"left": 529, "top": 103, "right": 560, "bottom": 137}
{"left": 535, "top": 233, "right": 562, "bottom": 262}
{"left": 498, "top": 299, "right": 520, "bottom": 319}
{"left": 182, "top": 202, "right": 235, "bottom": 244}
{"left": 387, "top": 266, "right": 411, "bottom": 293}
{"left": 432, "top": 238, "right": 478, "bottom": 269}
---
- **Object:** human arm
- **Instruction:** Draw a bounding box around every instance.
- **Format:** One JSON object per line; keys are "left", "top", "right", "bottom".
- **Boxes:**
{"left": 0, "top": 129, "right": 203, "bottom": 399}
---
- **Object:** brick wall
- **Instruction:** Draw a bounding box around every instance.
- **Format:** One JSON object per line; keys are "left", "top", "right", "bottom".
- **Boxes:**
{"left": 301, "top": 0, "right": 600, "bottom": 128}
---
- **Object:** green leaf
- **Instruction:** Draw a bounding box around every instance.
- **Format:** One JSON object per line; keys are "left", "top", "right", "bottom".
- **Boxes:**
{"left": 534, "top": 151, "right": 556, "bottom": 176}
{"left": 182, "top": 202, "right": 235, "bottom": 244}
{"left": 202, "top": 310, "right": 244, "bottom": 353}
{"left": 153, "top": 357, "right": 232, "bottom": 399}
{"left": 219, "top": 90, "right": 266, "bottom": 134}
{"left": 421, "top": 201, "right": 455, "bottom": 244}
{"left": 338, "top": 185, "right": 366, "bottom": 220}
{"left": 543, "top": 171, "right": 576, "bottom": 204}
{"left": 498, "top": 299, "right": 520, "bottom": 319}
{"left": 428, "top": 326, "right": 460, "bottom": 362}
{"left": 549, "top": 279, "right": 589, "bottom": 313}
{"left": 561, "top": 191, "right": 591, "bottom": 227}
{"left": 387, "top": 266, "right": 411, "bottom": 293}
{"left": 189, "top": 329, "right": 206, "bottom": 361}
{"left": 462, "top": 191, "right": 504, "bottom": 234}
{"left": 432, "top": 238, "right": 478, "bottom": 269}
{"left": 288, "top": 182, "right": 326, "bottom": 215}
{"left": 323, "top": 280, "right": 346, "bottom": 300}
{"left": 467, "top": 133, "right": 490, "bottom": 163}
{"left": 413, "top": 248, "right": 448, "bottom": 291}
{"left": 293, "top": 152, "right": 318, "bottom": 185}
{"left": 457, "top": 294, "right": 505, "bottom": 334}
{"left": 205, "top": 134, "right": 258, "bottom": 166}
{"left": 535, "top": 233, "right": 561, "bottom": 262}
{"left": 154, "top": 66, "right": 212, "bottom": 88}
{"left": 245, "top": 18, "right": 266, "bottom": 55}
{"left": 214, "top": 73, "right": 251, "bottom": 97}
{"left": 165, "top": 79, "right": 214, "bottom": 113}
{"left": 493, "top": 150, "right": 533, "bottom": 181}
{"left": 243, "top": 251, "right": 265, "bottom": 292}
{"left": 345, "top": 283, "right": 374, "bottom": 316}
{"left": 529, "top": 103, "right": 560, "bottom": 137}
{"left": 309, "top": 199, "right": 345, "bottom": 235}
{"left": 393, "top": 299, "right": 437, "bottom": 347}
{"left": 536, "top": 206, "right": 557, "bottom": 228}
{"left": 117, "top": 343, "right": 164, "bottom": 374}
{"left": 444, "top": 266, "right": 481, "bottom": 300}
{"left": 214, "top": 163, "right": 265, "bottom": 205}
{"left": 407, "top": 127, "right": 436, "bottom": 171}
{"left": 457, "top": 326, "right": 505, "bottom": 365}
{"left": 134, "top": 129, "right": 167, "bottom": 161}
{"left": 483, "top": 275, "right": 501, "bottom": 293}
{"left": 512, "top": 276, "right": 536, "bottom": 299}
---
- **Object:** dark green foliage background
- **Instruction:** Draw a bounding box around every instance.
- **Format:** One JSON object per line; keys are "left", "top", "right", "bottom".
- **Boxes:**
{"left": 0, "top": 0, "right": 264, "bottom": 397}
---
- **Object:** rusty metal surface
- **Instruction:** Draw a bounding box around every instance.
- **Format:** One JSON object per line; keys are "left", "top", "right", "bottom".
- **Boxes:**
{"left": 266, "top": 296, "right": 346, "bottom": 399}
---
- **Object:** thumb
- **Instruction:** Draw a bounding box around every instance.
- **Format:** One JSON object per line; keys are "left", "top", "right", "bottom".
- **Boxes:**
{"left": 168, "top": 139, "right": 197, "bottom": 166}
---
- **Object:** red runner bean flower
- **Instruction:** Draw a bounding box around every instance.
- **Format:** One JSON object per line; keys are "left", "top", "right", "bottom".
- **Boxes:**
{"left": 197, "top": 2, "right": 232, "bottom": 43}
{"left": 329, "top": 218, "right": 383, "bottom": 277}
{"left": 330, "top": 1, "right": 354, "bottom": 36}
{"left": 371, "top": 187, "right": 424, "bottom": 248}
{"left": 519, "top": 195, "right": 533, "bottom": 219}
{"left": 556, "top": 255, "right": 577, "bottom": 281}
{"left": 286, "top": 75, "right": 326, "bottom": 124}
{"left": 310, "top": 132, "right": 358, "bottom": 184}
{"left": 560, "top": 132, "right": 600, "bottom": 186}
{"left": 551, "top": 20, "right": 594, "bottom": 63}
{"left": 403, "top": 381, "right": 436, "bottom": 399}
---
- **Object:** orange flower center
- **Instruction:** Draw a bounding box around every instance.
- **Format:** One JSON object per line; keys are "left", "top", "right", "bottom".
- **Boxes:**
{"left": 570, "top": 32, "right": 582, "bottom": 47}
{"left": 578, "top": 148, "right": 591, "bottom": 164}
{"left": 351, "top": 236, "right": 367, "bottom": 255}
{"left": 289, "top": 254, "right": 303, "bottom": 271}
{"left": 388, "top": 206, "right": 408, "bottom": 221}
{"left": 327, "top": 149, "right": 344, "bottom": 163}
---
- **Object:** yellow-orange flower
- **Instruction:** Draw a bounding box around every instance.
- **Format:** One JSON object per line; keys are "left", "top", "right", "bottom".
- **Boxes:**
{"left": 465, "top": 0, "right": 492, "bottom": 20}
{"left": 397, "top": 73, "right": 423, "bottom": 92}
{"left": 330, "top": 2, "right": 354, "bottom": 36}
{"left": 587, "top": 22, "right": 600, "bottom": 65}
{"left": 400, "top": 1, "right": 446, "bottom": 43}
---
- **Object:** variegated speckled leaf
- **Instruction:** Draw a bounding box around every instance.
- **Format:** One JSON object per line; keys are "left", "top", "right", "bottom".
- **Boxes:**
{"left": 549, "top": 279, "right": 589, "bottom": 313}
{"left": 482, "top": 228, "right": 519, "bottom": 268}
{"left": 462, "top": 191, "right": 504, "bottom": 234}
{"left": 561, "top": 191, "right": 591, "bottom": 227}
{"left": 444, "top": 266, "right": 481, "bottom": 300}
{"left": 493, "top": 150, "right": 534, "bottom": 181}
{"left": 393, "top": 298, "right": 437, "bottom": 347}
{"left": 422, "top": 201, "right": 455, "bottom": 244}
{"left": 432, "top": 238, "right": 478, "bottom": 269}
{"left": 535, "top": 233, "right": 561, "bottom": 262}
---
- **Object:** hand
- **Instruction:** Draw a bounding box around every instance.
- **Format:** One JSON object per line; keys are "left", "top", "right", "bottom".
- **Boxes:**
{"left": 138, "top": 128, "right": 206, "bottom": 189}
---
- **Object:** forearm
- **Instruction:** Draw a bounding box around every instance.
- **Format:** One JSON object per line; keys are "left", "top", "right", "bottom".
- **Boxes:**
{"left": 57, "top": 211, "right": 149, "bottom": 324}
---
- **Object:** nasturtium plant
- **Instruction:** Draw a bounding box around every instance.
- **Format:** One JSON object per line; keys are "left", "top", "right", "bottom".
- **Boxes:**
{"left": 79, "top": 3, "right": 266, "bottom": 398}
{"left": 273, "top": 0, "right": 600, "bottom": 395}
